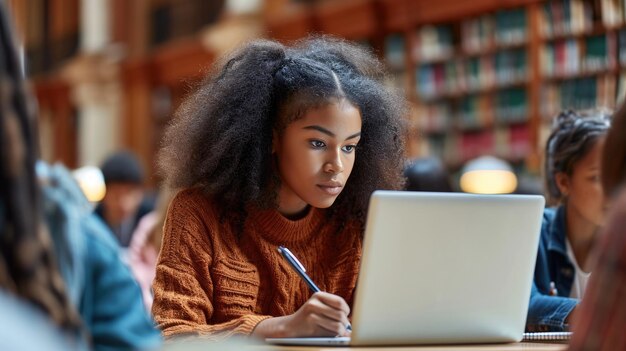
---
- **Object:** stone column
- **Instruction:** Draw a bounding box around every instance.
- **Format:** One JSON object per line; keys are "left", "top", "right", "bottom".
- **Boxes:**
{"left": 62, "top": 54, "right": 121, "bottom": 167}
{"left": 63, "top": 0, "right": 120, "bottom": 167}
{"left": 81, "top": 0, "right": 110, "bottom": 53}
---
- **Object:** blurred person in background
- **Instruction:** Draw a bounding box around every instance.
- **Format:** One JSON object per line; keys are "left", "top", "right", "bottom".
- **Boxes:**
{"left": 95, "top": 151, "right": 154, "bottom": 248}
{"left": 128, "top": 188, "right": 175, "bottom": 311}
{"left": 526, "top": 109, "right": 611, "bottom": 332}
{"left": 0, "top": 2, "right": 161, "bottom": 349}
{"left": 403, "top": 157, "right": 453, "bottom": 192}
{"left": 40, "top": 162, "right": 162, "bottom": 351}
{"left": 569, "top": 103, "right": 626, "bottom": 350}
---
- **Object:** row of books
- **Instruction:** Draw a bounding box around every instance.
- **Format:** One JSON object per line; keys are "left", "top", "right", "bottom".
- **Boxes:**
{"left": 600, "top": 0, "right": 626, "bottom": 27}
{"left": 419, "top": 75, "right": 626, "bottom": 163}
{"left": 388, "top": 28, "right": 626, "bottom": 78}
{"left": 422, "top": 125, "right": 530, "bottom": 164}
{"left": 493, "top": 8, "right": 528, "bottom": 46}
{"left": 413, "top": 25, "right": 454, "bottom": 62}
{"left": 461, "top": 89, "right": 528, "bottom": 127}
{"left": 418, "top": 73, "right": 626, "bottom": 138}
{"left": 418, "top": 88, "right": 527, "bottom": 132}
{"left": 462, "top": 15, "right": 495, "bottom": 54}
{"left": 540, "top": 75, "right": 619, "bottom": 118}
{"left": 417, "top": 103, "right": 452, "bottom": 133}
{"left": 540, "top": 34, "right": 617, "bottom": 77}
{"left": 541, "top": 0, "right": 593, "bottom": 38}
{"left": 417, "top": 50, "right": 527, "bottom": 99}
{"left": 414, "top": 8, "right": 527, "bottom": 62}
{"left": 385, "top": 34, "right": 406, "bottom": 70}
{"left": 462, "top": 9, "right": 527, "bottom": 53}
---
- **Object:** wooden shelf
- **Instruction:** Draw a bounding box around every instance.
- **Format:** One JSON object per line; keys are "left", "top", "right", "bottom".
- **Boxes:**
{"left": 418, "top": 79, "right": 529, "bottom": 102}
{"left": 458, "top": 116, "right": 529, "bottom": 131}
{"left": 461, "top": 41, "right": 528, "bottom": 58}
{"left": 414, "top": 42, "right": 527, "bottom": 65}
{"left": 410, "top": 0, "right": 542, "bottom": 25}
{"left": 265, "top": 3, "right": 314, "bottom": 43}
{"left": 378, "top": 0, "right": 412, "bottom": 32}
{"left": 314, "top": 0, "right": 379, "bottom": 40}
{"left": 542, "top": 67, "right": 620, "bottom": 82}
{"left": 540, "top": 24, "right": 611, "bottom": 42}
{"left": 415, "top": 54, "right": 455, "bottom": 65}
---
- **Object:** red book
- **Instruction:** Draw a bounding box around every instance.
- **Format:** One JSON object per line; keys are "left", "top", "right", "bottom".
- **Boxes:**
{"left": 461, "top": 130, "right": 494, "bottom": 161}
{"left": 509, "top": 124, "right": 530, "bottom": 159}
{"left": 556, "top": 41, "right": 566, "bottom": 75}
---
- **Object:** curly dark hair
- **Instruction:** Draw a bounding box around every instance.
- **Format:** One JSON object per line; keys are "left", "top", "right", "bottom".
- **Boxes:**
{"left": 0, "top": 1, "right": 81, "bottom": 331}
{"left": 544, "top": 109, "right": 611, "bottom": 204}
{"left": 159, "top": 36, "right": 407, "bottom": 228}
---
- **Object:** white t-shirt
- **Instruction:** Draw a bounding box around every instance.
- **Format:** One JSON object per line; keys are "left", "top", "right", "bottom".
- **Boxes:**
{"left": 565, "top": 239, "right": 591, "bottom": 299}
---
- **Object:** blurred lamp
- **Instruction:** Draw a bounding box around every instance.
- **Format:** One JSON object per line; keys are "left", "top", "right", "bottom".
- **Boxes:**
{"left": 72, "top": 166, "right": 106, "bottom": 202}
{"left": 460, "top": 156, "right": 517, "bottom": 194}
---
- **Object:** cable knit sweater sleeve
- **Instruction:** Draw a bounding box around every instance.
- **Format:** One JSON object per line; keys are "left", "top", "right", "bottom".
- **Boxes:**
{"left": 152, "top": 190, "right": 271, "bottom": 340}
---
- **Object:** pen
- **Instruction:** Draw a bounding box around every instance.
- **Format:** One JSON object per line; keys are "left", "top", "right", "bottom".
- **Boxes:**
{"left": 277, "top": 246, "right": 352, "bottom": 332}
{"left": 278, "top": 246, "right": 320, "bottom": 293}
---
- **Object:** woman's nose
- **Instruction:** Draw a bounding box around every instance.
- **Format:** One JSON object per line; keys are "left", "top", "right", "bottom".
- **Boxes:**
{"left": 323, "top": 151, "right": 344, "bottom": 174}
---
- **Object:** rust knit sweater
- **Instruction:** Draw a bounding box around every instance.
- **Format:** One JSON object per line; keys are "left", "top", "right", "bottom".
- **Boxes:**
{"left": 152, "top": 188, "right": 363, "bottom": 340}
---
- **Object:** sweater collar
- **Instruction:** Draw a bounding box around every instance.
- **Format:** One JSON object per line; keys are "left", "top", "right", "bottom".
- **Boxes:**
{"left": 248, "top": 205, "right": 326, "bottom": 244}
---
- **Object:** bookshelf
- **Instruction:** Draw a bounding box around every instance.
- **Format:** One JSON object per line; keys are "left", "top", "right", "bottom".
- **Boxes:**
{"left": 400, "top": 6, "right": 533, "bottom": 167}
{"left": 265, "top": 0, "right": 626, "bottom": 172}
{"left": 538, "top": 1, "right": 619, "bottom": 118}
{"left": 536, "top": 0, "right": 626, "bottom": 147}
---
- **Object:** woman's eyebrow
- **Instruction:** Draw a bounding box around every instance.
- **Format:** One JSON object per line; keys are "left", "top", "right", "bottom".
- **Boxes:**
{"left": 346, "top": 132, "right": 361, "bottom": 141}
{"left": 303, "top": 125, "right": 334, "bottom": 137}
{"left": 303, "top": 125, "right": 361, "bottom": 141}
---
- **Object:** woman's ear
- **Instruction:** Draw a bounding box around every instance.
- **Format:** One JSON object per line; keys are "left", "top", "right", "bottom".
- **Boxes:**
{"left": 555, "top": 172, "right": 570, "bottom": 198}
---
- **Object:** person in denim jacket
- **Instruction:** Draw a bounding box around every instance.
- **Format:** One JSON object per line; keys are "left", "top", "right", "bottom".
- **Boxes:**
{"left": 40, "top": 163, "right": 163, "bottom": 350}
{"left": 526, "top": 110, "right": 611, "bottom": 331}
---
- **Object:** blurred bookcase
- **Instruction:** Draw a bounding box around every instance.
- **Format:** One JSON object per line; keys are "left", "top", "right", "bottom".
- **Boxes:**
{"left": 402, "top": 7, "right": 531, "bottom": 166}
{"left": 265, "top": 0, "right": 626, "bottom": 171}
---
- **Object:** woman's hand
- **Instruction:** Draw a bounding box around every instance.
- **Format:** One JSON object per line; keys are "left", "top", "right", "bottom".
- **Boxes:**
{"left": 252, "top": 292, "right": 351, "bottom": 338}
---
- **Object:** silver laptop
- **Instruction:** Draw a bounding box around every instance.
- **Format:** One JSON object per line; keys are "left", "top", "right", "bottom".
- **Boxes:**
{"left": 267, "top": 191, "right": 544, "bottom": 346}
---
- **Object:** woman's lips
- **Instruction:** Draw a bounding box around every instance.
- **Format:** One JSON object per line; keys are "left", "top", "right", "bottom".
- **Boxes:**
{"left": 317, "top": 184, "right": 343, "bottom": 195}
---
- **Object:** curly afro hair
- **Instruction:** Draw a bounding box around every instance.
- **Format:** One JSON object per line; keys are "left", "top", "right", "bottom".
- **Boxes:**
{"left": 159, "top": 36, "right": 407, "bottom": 229}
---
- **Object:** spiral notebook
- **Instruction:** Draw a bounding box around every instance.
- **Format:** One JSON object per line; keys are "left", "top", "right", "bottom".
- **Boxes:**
{"left": 522, "top": 332, "right": 572, "bottom": 343}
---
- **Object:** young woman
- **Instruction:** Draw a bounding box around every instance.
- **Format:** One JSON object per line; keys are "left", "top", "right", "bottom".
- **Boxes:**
{"left": 569, "top": 102, "right": 626, "bottom": 350}
{"left": 152, "top": 37, "right": 406, "bottom": 340}
{"left": 526, "top": 110, "right": 611, "bottom": 331}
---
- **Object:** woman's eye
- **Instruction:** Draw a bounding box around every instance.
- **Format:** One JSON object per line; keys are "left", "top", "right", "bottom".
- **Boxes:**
{"left": 310, "top": 140, "right": 326, "bottom": 148}
{"left": 342, "top": 145, "right": 356, "bottom": 153}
